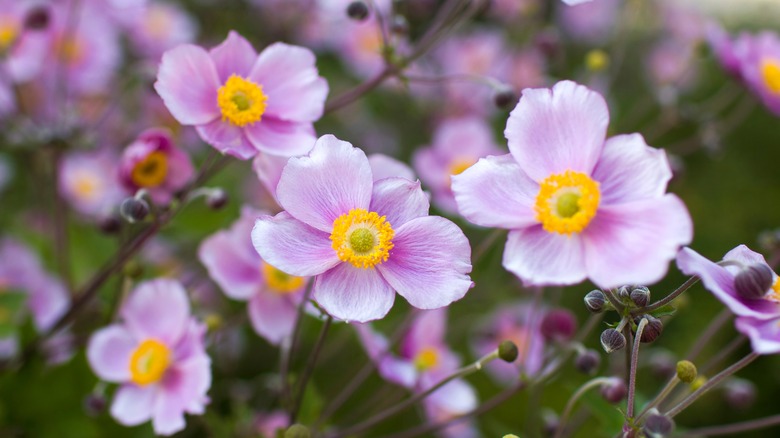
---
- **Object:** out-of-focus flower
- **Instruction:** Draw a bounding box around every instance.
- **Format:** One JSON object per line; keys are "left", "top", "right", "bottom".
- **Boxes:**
{"left": 413, "top": 117, "right": 503, "bottom": 214}
{"left": 735, "top": 32, "right": 780, "bottom": 116}
{"left": 0, "top": 0, "right": 49, "bottom": 83}
{"left": 127, "top": 0, "right": 197, "bottom": 61}
{"left": 677, "top": 245, "right": 780, "bottom": 319}
{"left": 118, "top": 128, "right": 194, "bottom": 205}
{"left": 155, "top": 31, "right": 328, "bottom": 159}
{"left": 59, "top": 150, "right": 127, "bottom": 219}
{"left": 706, "top": 23, "right": 744, "bottom": 78}
{"left": 252, "top": 135, "right": 472, "bottom": 323}
{"left": 558, "top": 0, "right": 620, "bottom": 45}
{"left": 199, "top": 207, "right": 309, "bottom": 345}
{"left": 255, "top": 410, "right": 288, "bottom": 438}
{"left": 87, "top": 279, "right": 211, "bottom": 436}
{"left": 452, "top": 80, "right": 692, "bottom": 288}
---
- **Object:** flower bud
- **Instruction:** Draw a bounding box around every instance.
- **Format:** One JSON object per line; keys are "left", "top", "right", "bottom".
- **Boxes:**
{"left": 574, "top": 349, "right": 601, "bottom": 375}
{"left": 724, "top": 378, "right": 756, "bottom": 410}
{"left": 119, "top": 197, "right": 149, "bottom": 223}
{"left": 540, "top": 309, "right": 577, "bottom": 342}
{"left": 83, "top": 393, "right": 106, "bottom": 416}
{"left": 498, "top": 340, "right": 519, "bottom": 363}
{"left": 98, "top": 214, "right": 122, "bottom": 234}
{"left": 285, "top": 424, "right": 311, "bottom": 438}
{"left": 585, "top": 49, "right": 609, "bottom": 72}
{"left": 493, "top": 87, "right": 516, "bottom": 110}
{"left": 600, "top": 329, "right": 626, "bottom": 353}
{"left": 584, "top": 289, "right": 607, "bottom": 313}
{"left": 346, "top": 1, "right": 370, "bottom": 20}
{"left": 630, "top": 286, "right": 651, "bottom": 308}
{"left": 24, "top": 6, "right": 50, "bottom": 30}
{"left": 691, "top": 376, "right": 707, "bottom": 391}
{"left": 635, "top": 315, "right": 663, "bottom": 343}
{"left": 390, "top": 15, "right": 409, "bottom": 35}
{"left": 734, "top": 264, "right": 773, "bottom": 300}
{"left": 600, "top": 377, "right": 627, "bottom": 403}
{"left": 206, "top": 188, "right": 229, "bottom": 210}
{"left": 541, "top": 410, "right": 559, "bottom": 437}
{"left": 676, "top": 360, "right": 697, "bottom": 384}
{"left": 643, "top": 412, "right": 675, "bottom": 438}
{"left": 617, "top": 285, "right": 631, "bottom": 301}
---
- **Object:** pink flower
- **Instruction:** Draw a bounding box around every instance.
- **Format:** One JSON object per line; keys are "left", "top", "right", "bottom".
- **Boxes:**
{"left": 251, "top": 135, "right": 473, "bottom": 323}
{"left": 413, "top": 117, "right": 503, "bottom": 214}
{"left": 452, "top": 80, "right": 692, "bottom": 288}
{"left": 558, "top": 0, "right": 619, "bottom": 45}
{"left": 199, "top": 206, "right": 309, "bottom": 345}
{"left": 59, "top": 150, "right": 127, "bottom": 219}
{"left": 127, "top": 1, "right": 197, "bottom": 61}
{"left": 118, "top": 128, "right": 194, "bottom": 205}
{"left": 87, "top": 279, "right": 211, "bottom": 435}
{"left": 0, "top": 0, "right": 49, "bottom": 83}
{"left": 734, "top": 316, "right": 780, "bottom": 355}
{"left": 734, "top": 32, "right": 780, "bottom": 116}
{"left": 155, "top": 31, "right": 328, "bottom": 159}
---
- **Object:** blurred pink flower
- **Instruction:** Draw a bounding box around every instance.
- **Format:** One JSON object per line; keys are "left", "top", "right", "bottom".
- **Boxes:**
{"left": 127, "top": 0, "right": 197, "bottom": 61}
{"left": 59, "top": 150, "right": 127, "bottom": 219}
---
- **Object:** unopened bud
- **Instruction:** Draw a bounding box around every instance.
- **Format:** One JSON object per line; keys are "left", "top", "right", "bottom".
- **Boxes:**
{"left": 676, "top": 360, "right": 697, "bottom": 383}
{"left": 285, "top": 424, "right": 311, "bottom": 438}
{"left": 585, "top": 49, "right": 609, "bottom": 72}
{"left": 493, "top": 87, "right": 516, "bottom": 110}
{"left": 541, "top": 309, "right": 577, "bottom": 342}
{"left": 24, "top": 6, "right": 50, "bottom": 30}
{"left": 533, "top": 29, "right": 560, "bottom": 59}
{"left": 734, "top": 264, "right": 773, "bottom": 300}
{"left": 346, "top": 1, "right": 370, "bottom": 20}
{"left": 83, "top": 393, "right": 106, "bottom": 416}
{"left": 541, "top": 410, "right": 559, "bottom": 437}
{"left": 390, "top": 15, "right": 409, "bottom": 35}
{"left": 600, "top": 328, "right": 626, "bottom": 353}
{"left": 617, "top": 285, "right": 631, "bottom": 301}
{"left": 574, "top": 349, "right": 601, "bottom": 375}
{"left": 98, "top": 214, "right": 122, "bottom": 234}
{"left": 119, "top": 197, "right": 149, "bottom": 223}
{"left": 600, "top": 377, "right": 627, "bottom": 403}
{"left": 643, "top": 412, "right": 675, "bottom": 438}
{"left": 205, "top": 314, "right": 223, "bottom": 331}
{"left": 122, "top": 260, "right": 143, "bottom": 278}
{"left": 691, "top": 375, "right": 707, "bottom": 391}
{"left": 630, "top": 286, "right": 651, "bottom": 308}
{"left": 724, "top": 378, "right": 757, "bottom": 410}
{"left": 498, "top": 340, "right": 519, "bottom": 363}
{"left": 206, "top": 188, "right": 229, "bottom": 210}
{"left": 584, "top": 289, "right": 607, "bottom": 313}
{"left": 635, "top": 315, "right": 663, "bottom": 343}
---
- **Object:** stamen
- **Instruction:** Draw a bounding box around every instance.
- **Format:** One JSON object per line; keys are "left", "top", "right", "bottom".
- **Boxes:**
{"left": 262, "top": 262, "right": 305, "bottom": 294}
{"left": 330, "top": 209, "right": 395, "bottom": 269}
{"left": 762, "top": 59, "right": 780, "bottom": 95}
{"left": 129, "top": 339, "right": 172, "bottom": 386}
{"left": 534, "top": 170, "right": 600, "bottom": 235}
{"left": 217, "top": 75, "right": 268, "bottom": 127}
{"left": 131, "top": 151, "right": 168, "bottom": 188}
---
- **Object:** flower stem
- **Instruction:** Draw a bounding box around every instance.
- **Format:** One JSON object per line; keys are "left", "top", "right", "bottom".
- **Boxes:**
{"left": 635, "top": 376, "right": 679, "bottom": 422}
{"left": 554, "top": 377, "right": 615, "bottom": 438}
{"left": 289, "top": 315, "right": 333, "bottom": 424}
{"left": 281, "top": 281, "right": 315, "bottom": 411}
{"left": 626, "top": 318, "right": 648, "bottom": 424}
{"left": 685, "top": 309, "right": 731, "bottom": 361}
{"left": 635, "top": 276, "right": 698, "bottom": 315}
{"left": 681, "top": 414, "right": 780, "bottom": 436}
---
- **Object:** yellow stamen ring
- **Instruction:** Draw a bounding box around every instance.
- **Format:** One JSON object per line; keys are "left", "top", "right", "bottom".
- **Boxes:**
{"left": 534, "top": 170, "right": 601, "bottom": 235}
{"left": 217, "top": 74, "right": 268, "bottom": 127}
{"left": 761, "top": 58, "right": 780, "bottom": 95}
{"left": 129, "top": 339, "right": 172, "bottom": 386}
{"left": 262, "top": 262, "right": 305, "bottom": 294}
{"left": 131, "top": 151, "right": 168, "bottom": 188}
{"left": 414, "top": 347, "right": 439, "bottom": 371}
{"left": 330, "top": 208, "right": 394, "bottom": 269}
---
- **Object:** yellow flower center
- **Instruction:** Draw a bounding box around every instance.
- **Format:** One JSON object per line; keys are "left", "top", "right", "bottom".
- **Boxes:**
{"left": 217, "top": 75, "right": 268, "bottom": 127}
{"left": 330, "top": 208, "right": 394, "bottom": 269}
{"left": 767, "top": 277, "right": 780, "bottom": 302}
{"left": 414, "top": 347, "right": 439, "bottom": 370}
{"left": 262, "top": 262, "right": 305, "bottom": 294}
{"left": 761, "top": 58, "right": 780, "bottom": 95}
{"left": 74, "top": 173, "right": 99, "bottom": 199}
{"left": 56, "top": 36, "right": 84, "bottom": 65}
{"left": 0, "top": 19, "right": 19, "bottom": 53}
{"left": 534, "top": 170, "right": 600, "bottom": 235}
{"left": 448, "top": 158, "right": 475, "bottom": 178}
{"left": 129, "top": 339, "right": 172, "bottom": 386}
{"left": 131, "top": 151, "right": 168, "bottom": 188}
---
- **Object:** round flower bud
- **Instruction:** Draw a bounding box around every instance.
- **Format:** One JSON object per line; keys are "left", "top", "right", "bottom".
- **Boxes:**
{"left": 98, "top": 214, "right": 122, "bottom": 234}
{"left": 617, "top": 285, "right": 631, "bottom": 301}
{"left": 724, "top": 378, "right": 756, "bottom": 410}
{"left": 119, "top": 197, "right": 149, "bottom": 223}
{"left": 533, "top": 29, "right": 560, "bottom": 59}
{"left": 635, "top": 315, "right": 663, "bottom": 344}
{"left": 584, "top": 290, "right": 607, "bottom": 313}
{"left": 574, "top": 349, "right": 601, "bottom": 375}
{"left": 734, "top": 264, "right": 773, "bottom": 300}
{"left": 600, "top": 329, "right": 626, "bottom": 354}
{"left": 493, "top": 87, "right": 517, "bottom": 110}
{"left": 585, "top": 49, "right": 609, "bottom": 72}
{"left": 498, "top": 340, "right": 519, "bottom": 363}
{"left": 83, "top": 393, "right": 106, "bottom": 416}
{"left": 630, "top": 286, "right": 651, "bottom": 308}
{"left": 600, "top": 377, "right": 627, "bottom": 403}
{"left": 643, "top": 412, "right": 675, "bottom": 438}
{"left": 676, "top": 360, "right": 697, "bottom": 384}
{"left": 24, "top": 6, "right": 50, "bottom": 30}
{"left": 285, "top": 424, "right": 311, "bottom": 438}
{"left": 541, "top": 410, "right": 559, "bottom": 437}
{"left": 691, "top": 376, "right": 707, "bottom": 391}
{"left": 346, "top": 1, "right": 370, "bottom": 20}
{"left": 391, "top": 15, "right": 409, "bottom": 36}
{"left": 540, "top": 309, "right": 577, "bottom": 342}
{"left": 206, "top": 188, "right": 229, "bottom": 210}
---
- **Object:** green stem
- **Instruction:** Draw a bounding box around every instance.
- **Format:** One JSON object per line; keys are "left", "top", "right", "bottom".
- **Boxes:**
{"left": 554, "top": 377, "right": 615, "bottom": 438}
{"left": 289, "top": 315, "right": 333, "bottom": 424}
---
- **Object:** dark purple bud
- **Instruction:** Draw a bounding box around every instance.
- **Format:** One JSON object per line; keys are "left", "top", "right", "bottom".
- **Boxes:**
{"left": 498, "top": 340, "right": 519, "bottom": 363}
{"left": 724, "top": 378, "right": 757, "bottom": 410}
{"left": 493, "top": 87, "right": 516, "bottom": 110}
{"left": 630, "top": 286, "right": 651, "bottom": 308}
{"left": 541, "top": 309, "right": 577, "bottom": 342}
{"left": 24, "top": 6, "right": 50, "bottom": 30}
{"left": 119, "top": 197, "right": 149, "bottom": 223}
{"left": 574, "top": 349, "right": 601, "bottom": 375}
{"left": 97, "top": 214, "right": 122, "bottom": 234}
{"left": 600, "top": 377, "right": 627, "bottom": 403}
{"left": 390, "top": 15, "right": 409, "bottom": 35}
{"left": 83, "top": 393, "right": 106, "bottom": 416}
{"left": 541, "top": 410, "right": 559, "bottom": 437}
{"left": 617, "top": 285, "right": 631, "bottom": 301}
{"left": 346, "top": 1, "right": 370, "bottom": 20}
{"left": 600, "top": 329, "right": 626, "bottom": 353}
{"left": 643, "top": 412, "right": 675, "bottom": 438}
{"left": 634, "top": 315, "right": 663, "bottom": 343}
{"left": 206, "top": 188, "right": 229, "bottom": 210}
{"left": 734, "top": 264, "right": 773, "bottom": 300}
{"left": 533, "top": 28, "right": 561, "bottom": 59}
{"left": 584, "top": 289, "right": 606, "bottom": 313}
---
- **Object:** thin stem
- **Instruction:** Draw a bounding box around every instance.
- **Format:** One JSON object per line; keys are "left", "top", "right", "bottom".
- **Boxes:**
{"left": 50, "top": 147, "right": 73, "bottom": 291}
{"left": 289, "top": 315, "right": 333, "bottom": 424}
{"left": 685, "top": 309, "right": 731, "bottom": 361}
{"left": 281, "top": 281, "right": 315, "bottom": 410}
{"left": 554, "top": 377, "right": 615, "bottom": 438}
{"left": 324, "top": 66, "right": 398, "bottom": 114}
{"left": 665, "top": 352, "right": 759, "bottom": 418}
{"left": 635, "top": 376, "right": 679, "bottom": 422}
{"left": 604, "top": 288, "right": 624, "bottom": 313}
{"left": 328, "top": 350, "right": 500, "bottom": 438}
{"left": 682, "top": 414, "right": 780, "bottom": 437}
{"left": 636, "top": 276, "right": 699, "bottom": 315}
{"left": 472, "top": 229, "right": 506, "bottom": 262}
{"left": 404, "top": 72, "right": 505, "bottom": 89}
{"left": 700, "top": 336, "right": 747, "bottom": 375}
{"left": 626, "top": 318, "right": 649, "bottom": 425}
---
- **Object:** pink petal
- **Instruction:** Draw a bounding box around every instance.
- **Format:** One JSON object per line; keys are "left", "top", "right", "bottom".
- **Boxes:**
{"left": 276, "top": 135, "right": 372, "bottom": 232}
{"left": 735, "top": 317, "right": 780, "bottom": 355}
{"left": 402, "top": 309, "right": 447, "bottom": 357}
{"left": 209, "top": 31, "right": 257, "bottom": 83}
{"left": 252, "top": 152, "right": 290, "bottom": 201}
{"left": 110, "top": 384, "right": 156, "bottom": 426}
{"left": 370, "top": 178, "right": 430, "bottom": 229}
{"left": 583, "top": 195, "right": 693, "bottom": 288}
{"left": 451, "top": 154, "right": 539, "bottom": 229}
{"left": 243, "top": 118, "right": 317, "bottom": 157}
{"left": 724, "top": 245, "right": 771, "bottom": 267}
{"left": 153, "top": 356, "right": 211, "bottom": 435}
{"left": 426, "top": 378, "right": 477, "bottom": 415}
{"left": 121, "top": 279, "right": 190, "bottom": 345}
{"left": 377, "top": 216, "right": 473, "bottom": 309}
{"left": 314, "top": 263, "right": 395, "bottom": 323}
{"left": 196, "top": 119, "right": 258, "bottom": 160}
{"left": 249, "top": 42, "right": 328, "bottom": 122}
{"left": 199, "top": 226, "right": 262, "bottom": 301}
{"left": 505, "top": 80, "right": 608, "bottom": 181}
{"left": 252, "top": 212, "right": 340, "bottom": 276}
{"left": 87, "top": 325, "right": 136, "bottom": 382}
{"left": 155, "top": 44, "right": 220, "bottom": 125}
{"left": 503, "top": 226, "right": 588, "bottom": 286}
{"left": 248, "top": 292, "right": 299, "bottom": 345}
{"left": 592, "top": 134, "right": 672, "bottom": 205}
{"left": 369, "top": 154, "right": 416, "bottom": 182}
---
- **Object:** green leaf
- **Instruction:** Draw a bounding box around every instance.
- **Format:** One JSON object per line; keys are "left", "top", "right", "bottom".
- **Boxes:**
{"left": 649, "top": 304, "right": 677, "bottom": 318}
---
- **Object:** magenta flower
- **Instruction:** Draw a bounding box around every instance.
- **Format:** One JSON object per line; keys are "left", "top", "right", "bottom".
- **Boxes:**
{"left": 199, "top": 207, "right": 309, "bottom": 345}
{"left": 127, "top": 1, "right": 197, "bottom": 61}
{"left": 87, "top": 278, "right": 211, "bottom": 435}
{"left": 677, "top": 245, "right": 780, "bottom": 319}
{"left": 413, "top": 117, "right": 503, "bottom": 214}
{"left": 734, "top": 316, "right": 780, "bottom": 355}
{"left": 252, "top": 135, "right": 473, "bottom": 323}
{"left": 452, "top": 80, "right": 692, "bottom": 288}
{"left": 558, "top": 0, "right": 619, "bottom": 45}
{"left": 155, "top": 31, "right": 328, "bottom": 159}
{"left": 59, "top": 150, "right": 127, "bottom": 219}
{"left": 734, "top": 32, "right": 780, "bottom": 116}
{"left": 0, "top": 0, "right": 49, "bottom": 83}
{"left": 118, "top": 128, "right": 194, "bottom": 205}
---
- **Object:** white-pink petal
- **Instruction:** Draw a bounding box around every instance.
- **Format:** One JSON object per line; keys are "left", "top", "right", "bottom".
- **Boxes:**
{"left": 314, "top": 263, "right": 395, "bottom": 323}
{"left": 110, "top": 384, "right": 156, "bottom": 426}
{"left": 121, "top": 279, "right": 190, "bottom": 345}
{"left": 243, "top": 118, "right": 317, "bottom": 157}
{"left": 209, "top": 31, "right": 257, "bottom": 83}
{"left": 87, "top": 325, "right": 136, "bottom": 382}
{"left": 196, "top": 119, "right": 258, "bottom": 160}
{"left": 155, "top": 44, "right": 220, "bottom": 125}
{"left": 503, "top": 226, "right": 588, "bottom": 286}
{"left": 369, "top": 178, "right": 430, "bottom": 229}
